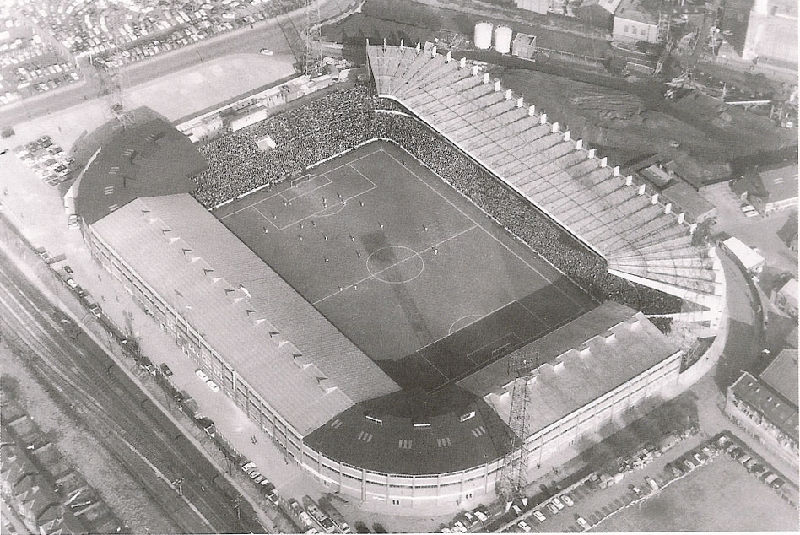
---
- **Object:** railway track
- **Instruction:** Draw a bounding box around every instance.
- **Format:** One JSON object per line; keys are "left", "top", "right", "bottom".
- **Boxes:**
{"left": 0, "top": 257, "right": 263, "bottom": 533}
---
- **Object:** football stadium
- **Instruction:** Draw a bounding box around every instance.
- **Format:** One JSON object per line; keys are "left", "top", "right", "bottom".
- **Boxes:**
{"left": 75, "top": 42, "right": 725, "bottom": 511}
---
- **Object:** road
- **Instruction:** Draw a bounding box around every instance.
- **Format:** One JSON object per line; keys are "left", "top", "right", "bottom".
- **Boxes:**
{"left": 0, "top": 249, "right": 264, "bottom": 534}
{"left": 0, "top": 0, "right": 355, "bottom": 126}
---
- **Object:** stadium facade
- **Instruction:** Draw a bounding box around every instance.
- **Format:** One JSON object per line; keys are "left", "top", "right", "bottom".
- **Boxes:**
{"left": 73, "top": 47, "right": 726, "bottom": 512}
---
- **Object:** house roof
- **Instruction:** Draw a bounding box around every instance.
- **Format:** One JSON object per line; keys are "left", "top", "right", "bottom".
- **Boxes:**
{"left": 722, "top": 237, "right": 765, "bottom": 271}
{"left": 91, "top": 194, "right": 399, "bottom": 436}
{"left": 777, "top": 278, "right": 798, "bottom": 307}
{"left": 731, "top": 372, "right": 798, "bottom": 442}
{"left": 614, "top": 0, "right": 659, "bottom": 24}
{"left": 662, "top": 181, "right": 716, "bottom": 221}
{"left": 74, "top": 119, "right": 206, "bottom": 225}
{"left": 760, "top": 349, "right": 798, "bottom": 407}
{"left": 740, "top": 163, "right": 798, "bottom": 203}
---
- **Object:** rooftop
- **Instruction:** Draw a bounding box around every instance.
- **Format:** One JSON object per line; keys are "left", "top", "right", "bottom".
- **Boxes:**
{"left": 304, "top": 388, "right": 513, "bottom": 474}
{"left": 759, "top": 349, "right": 798, "bottom": 407}
{"left": 614, "top": 0, "right": 660, "bottom": 24}
{"left": 731, "top": 371, "right": 799, "bottom": 442}
{"left": 459, "top": 302, "right": 680, "bottom": 435}
{"left": 91, "top": 193, "right": 399, "bottom": 436}
{"left": 75, "top": 118, "right": 206, "bottom": 225}
{"left": 662, "top": 181, "right": 716, "bottom": 222}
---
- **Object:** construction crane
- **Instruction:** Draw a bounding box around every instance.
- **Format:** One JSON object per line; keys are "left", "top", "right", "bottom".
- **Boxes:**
{"left": 496, "top": 351, "right": 540, "bottom": 509}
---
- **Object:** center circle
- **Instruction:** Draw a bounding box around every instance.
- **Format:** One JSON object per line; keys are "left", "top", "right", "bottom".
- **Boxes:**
{"left": 366, "top": 245, "right": 425, "bottom": 284}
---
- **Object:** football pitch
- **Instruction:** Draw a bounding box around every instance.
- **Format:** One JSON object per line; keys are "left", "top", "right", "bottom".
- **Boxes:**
{"left": 217, "top": 141, "right": 595, "bottom": 391}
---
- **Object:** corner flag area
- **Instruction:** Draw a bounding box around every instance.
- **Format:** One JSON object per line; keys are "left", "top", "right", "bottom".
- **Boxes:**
{"left": 217, "top": 141, "right": 596, "bottom": 392}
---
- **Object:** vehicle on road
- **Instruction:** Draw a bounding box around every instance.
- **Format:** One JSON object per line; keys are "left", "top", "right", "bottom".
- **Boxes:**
{"left": 532, "top": 510, "right": 546, "bottom": 523}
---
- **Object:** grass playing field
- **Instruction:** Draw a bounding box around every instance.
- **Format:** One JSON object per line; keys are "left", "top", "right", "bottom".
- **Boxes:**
{"left": 217, "top": 140, "right": 595, "bottom": 392}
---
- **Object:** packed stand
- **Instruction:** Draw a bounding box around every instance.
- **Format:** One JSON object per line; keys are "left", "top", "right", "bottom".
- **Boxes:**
{"left": 193, "top": 87, "right": 376, "bottom": 207}
{"left": 371, "top": 104, "right": 683, "bottom": 315}
{"left": 191, "top": 86, "right": 683, "bottom": 315}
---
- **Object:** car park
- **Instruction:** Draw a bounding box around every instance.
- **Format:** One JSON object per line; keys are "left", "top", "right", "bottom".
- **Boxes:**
{"left": 532, "top": 510, "right": 546, "bottom": 523}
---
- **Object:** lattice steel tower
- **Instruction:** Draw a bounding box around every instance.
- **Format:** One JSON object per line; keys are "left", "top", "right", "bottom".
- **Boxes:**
{"left": 497, "top": 351, "right": 539, "bottom": 507}
{"left": 303, "top": 0, "right": 322, "bottom": 75}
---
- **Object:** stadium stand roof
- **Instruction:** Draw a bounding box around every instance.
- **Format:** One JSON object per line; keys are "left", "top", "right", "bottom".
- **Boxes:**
{"left": 75, "top": 119, "right": 206, "bottom": 225}
{"left": 304, "top": 389, "right": 513, "bottom": 474}
{"left": 759, "top": 349, "right": 798, "bottom": 407}
{"left": 91, "top": 193, "right": 399, "bottom": 435}
{"left": 366, "top": 44, "right": 723, "bottom": 311}
{"left": 459, "top": 301, "right": 680, "bottom": 436}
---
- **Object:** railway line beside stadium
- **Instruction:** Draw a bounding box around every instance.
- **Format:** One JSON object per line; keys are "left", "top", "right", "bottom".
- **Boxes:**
{"left": 0, "top": 248, "right": 264, "bottom": 534}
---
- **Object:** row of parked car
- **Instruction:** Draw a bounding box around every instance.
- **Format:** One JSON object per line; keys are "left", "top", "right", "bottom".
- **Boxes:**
{"left": 287, "top": 496, "right": 351, "bottom": 534}
{"left": 239, "top": 461, "right": 280, "bottom": 506}
{"left": 14, "top": 135, "right": 73, "bottom": 187}
{"left": 441, "top": 506, "right": 490, "bottom": 532}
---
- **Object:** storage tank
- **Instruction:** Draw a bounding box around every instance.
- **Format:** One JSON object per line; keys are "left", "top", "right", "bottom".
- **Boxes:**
{"left": 494, "top": 25, "right": 513, "bottom": 54}
{"left": 473, "top": 22, "right": 493, "bottom": 50}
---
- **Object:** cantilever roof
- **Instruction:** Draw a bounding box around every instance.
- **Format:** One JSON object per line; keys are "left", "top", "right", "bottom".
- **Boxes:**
{"left": 91, "top": 193, "right": 399, "bottom": 435}
{"left": 75, "top": 119, "right": 206, "bottom": 225}
{"left": 460, "top": 302, "right": 681, "bottom": 436}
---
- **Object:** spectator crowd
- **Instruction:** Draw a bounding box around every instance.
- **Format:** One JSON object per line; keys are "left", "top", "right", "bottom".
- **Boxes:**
{"left": 192, "top": 85, "right": 683, "bottom": 316}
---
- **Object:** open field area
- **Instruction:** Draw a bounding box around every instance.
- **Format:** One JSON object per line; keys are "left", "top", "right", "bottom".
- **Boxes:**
{"left": 218, "top": 141, "right": 594, "bottom": 391}
{"left": 595, "top": 456, "right": 799, "bottom": 532}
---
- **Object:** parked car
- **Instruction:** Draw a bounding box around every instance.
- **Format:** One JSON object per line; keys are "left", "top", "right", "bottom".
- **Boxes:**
{"left": 770, "top": 478, "right": 785, "bottom": 489}
{"left": 532, "top": 510, "right": 546, "bottom": 523}
{"left": 577, "top": 516, "right": 590, "bottom": 529}
{"left": 547, "top": 502, "right": 560, "bottom": 515}
{"left": 560, "top": 494, "right": 574, "bottom": 506}
{"left": 682, "top": 458, "right": 696, "bottom": 471}
{"left": 552, "top": 497, "right": 565, "bottom": 510}
{"left": 207, "top": 380, "right": 220, "bottom": 392}
{"left": 473, "top": 509, "right": 488, "bottom": 522}
{"left": 195, "top": 369, "right": 209, "bottom": 381}
{"left": 160, "top": 363, "right": 173, "bottom": 377}
{"left": 517, "top": 521, "right": 531, "bottom": 532}
{"left": 241, "top": 461, "right": 256, "bottom": 472}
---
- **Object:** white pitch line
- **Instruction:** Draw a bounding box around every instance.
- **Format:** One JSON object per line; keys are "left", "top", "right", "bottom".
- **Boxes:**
{"left": 378, "top": 147, "right": 586, "bottom": 311}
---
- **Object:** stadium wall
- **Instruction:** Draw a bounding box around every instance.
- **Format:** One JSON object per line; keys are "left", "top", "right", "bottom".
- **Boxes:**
{"left": 84, "top": 225, "right": 307, "bottom": 462}
{"left": 297, "top": 350, "right": 682, "bottom": 509}
{"left": 85, "top": 209, "right": 684, "bottom": 512}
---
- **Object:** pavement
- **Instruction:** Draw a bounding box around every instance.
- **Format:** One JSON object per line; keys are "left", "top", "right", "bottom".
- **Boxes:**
{"left": 704, "top": 181, "right": 798, "bottom": 276}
